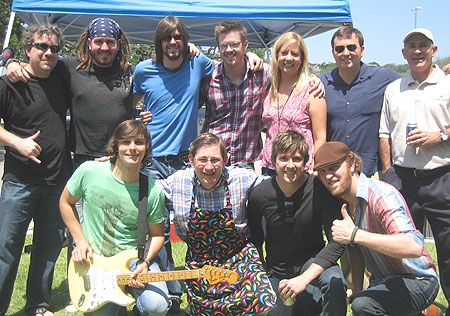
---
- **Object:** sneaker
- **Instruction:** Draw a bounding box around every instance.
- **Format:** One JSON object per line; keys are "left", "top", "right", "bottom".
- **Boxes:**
{"left": 65, "top": 301, "right": 77, "bottom": 313}
{"left": 422, "top": 304, "right": 443, "bottom": 316}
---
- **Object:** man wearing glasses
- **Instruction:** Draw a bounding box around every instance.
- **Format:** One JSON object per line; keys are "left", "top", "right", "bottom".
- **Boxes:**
{"left": 200, "top": 22, "right": 271, "bottom": 169}
{"left": 0, "top": 24, "right": 69, "bottom": 316}
{"left": 313, "top": 142, "right": 440, "bottom": 316}
{"left": 247, "top": 130, "right": 347, "bottom": 316}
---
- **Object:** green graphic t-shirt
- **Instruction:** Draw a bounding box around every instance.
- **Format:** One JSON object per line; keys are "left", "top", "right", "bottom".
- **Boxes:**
{"left": 68, "top": 160, "right": 165, "bottom": 257}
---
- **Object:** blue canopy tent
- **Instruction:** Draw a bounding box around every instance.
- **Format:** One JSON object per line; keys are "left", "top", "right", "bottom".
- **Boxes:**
{"left": 8, "top": 0, "right": 352, "bottom": 48}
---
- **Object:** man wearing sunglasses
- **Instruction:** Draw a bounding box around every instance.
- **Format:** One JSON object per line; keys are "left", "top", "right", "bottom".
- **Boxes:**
{"left": 247, "top": 130, "right": 347, "bottom": 316}
{"left": 380, "top": 28, "right": 450, "bottom": 315}
{"left": 320, "top": 26, "right": 401, "bottom": 178}
{"left": 0, "top": 24, "right": 69, "bottom": 316}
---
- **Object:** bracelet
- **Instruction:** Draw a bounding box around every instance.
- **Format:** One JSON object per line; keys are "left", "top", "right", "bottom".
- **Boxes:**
{"left": 144, "top": 258, "right": 151, "bottom": 267}
{"left": 5, "top": 58, "right": 20, "bottom": 67}
{"left": 349, "top": 226, "right": 359, "bottom": 246}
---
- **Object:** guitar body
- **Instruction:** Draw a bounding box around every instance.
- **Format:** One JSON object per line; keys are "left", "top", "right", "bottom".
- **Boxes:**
{"left": 68, "top": 249, "right": 137, "bottom": 312}
{"left": 68, "top": 249, "right": 239, "bottom": 312}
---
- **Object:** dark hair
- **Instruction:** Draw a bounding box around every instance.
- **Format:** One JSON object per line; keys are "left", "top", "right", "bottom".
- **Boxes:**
{"left": 75, "top": 29, "right": 130, "bottom": 71}
{"left": 189, "top": 133, "right": 227, "bottom": 159}
{"left": 271, "top": 130, "right": 309, "bottom": 164}
{"left": 331, "top": 26, "right": 364, "bottom": 48}
{"left": 22, "top": 24, "right": 65, "bottom": 54}
{"left": 215, "top": 21, "right": 247, "bottom": 44}
{"left": 345, "top": 151, "right": 364, "bottom": 173}
{"left": 154, "top": 16, "right": 190, "bottom": 65}
{"left": 106, "top": 120, "right": 152, "bottom": 165}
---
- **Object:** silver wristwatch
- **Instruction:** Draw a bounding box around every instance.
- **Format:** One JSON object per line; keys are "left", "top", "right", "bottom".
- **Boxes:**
{"left": 440, "top": 131, "right": 448, "bottom": 142}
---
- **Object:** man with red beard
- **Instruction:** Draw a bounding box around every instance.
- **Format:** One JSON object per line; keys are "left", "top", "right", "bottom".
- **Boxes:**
{"left": 313, "top": 141, "right": 441, "bottom": 316}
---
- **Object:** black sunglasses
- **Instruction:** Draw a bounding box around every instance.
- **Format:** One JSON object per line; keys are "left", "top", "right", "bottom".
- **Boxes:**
{"left": 284, "top": 200, "right": 295, "bottom": 224}
{"left": 32, "top": 42, "right": 61, "bottom": 53}
{"left": 162, "top": 34, "right": 182, "bottom": 42}
{"left": 334, "top": 44, "right": 357, "bottom": 54}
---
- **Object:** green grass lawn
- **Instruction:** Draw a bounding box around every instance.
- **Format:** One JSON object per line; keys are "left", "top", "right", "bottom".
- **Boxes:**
{"left": 7, "top": 237, "right": 447, "bottom": 315}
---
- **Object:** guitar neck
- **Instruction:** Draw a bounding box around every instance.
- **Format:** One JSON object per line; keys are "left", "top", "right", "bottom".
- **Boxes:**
{"left": 117, "top": 269, "right": 201, "bottom": 285}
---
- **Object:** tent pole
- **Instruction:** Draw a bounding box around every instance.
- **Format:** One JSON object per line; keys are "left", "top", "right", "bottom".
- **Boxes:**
{"left": 1, "top": 11, "right": 16, "bottom": 75}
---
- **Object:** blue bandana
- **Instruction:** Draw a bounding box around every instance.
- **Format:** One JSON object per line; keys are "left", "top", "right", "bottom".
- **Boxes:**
{"left": 88, "top": 17, "right": 122, "bottom": 40}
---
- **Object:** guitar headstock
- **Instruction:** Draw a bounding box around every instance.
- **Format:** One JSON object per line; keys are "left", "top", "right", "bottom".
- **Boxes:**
{"left": 199, "top": 265, "right": 239, "bottom": 284}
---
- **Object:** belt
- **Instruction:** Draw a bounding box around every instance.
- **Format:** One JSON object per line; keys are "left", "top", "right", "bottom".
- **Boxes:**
{"left": 155, "top": 151, "right": 189, "bottom": 163}
{"left": 396, "top": 165, "right": 450, "bottom": 178}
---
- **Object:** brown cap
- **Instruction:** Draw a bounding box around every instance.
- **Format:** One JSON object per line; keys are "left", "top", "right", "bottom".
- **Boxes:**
{"left": 314, "top": 142, "right": 350, "bottom": 171}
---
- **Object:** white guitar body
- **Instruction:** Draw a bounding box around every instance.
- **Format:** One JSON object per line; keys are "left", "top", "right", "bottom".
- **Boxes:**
{"left": 68, "top": 249, "right": 137, "bottom": 312}
{"left": 68, "top": 249, "right": 239, "bottom": 312}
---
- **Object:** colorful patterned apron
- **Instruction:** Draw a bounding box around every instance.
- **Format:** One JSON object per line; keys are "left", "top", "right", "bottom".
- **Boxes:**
{"left": 184, "top": 175, "right": 277, "bottom": 315}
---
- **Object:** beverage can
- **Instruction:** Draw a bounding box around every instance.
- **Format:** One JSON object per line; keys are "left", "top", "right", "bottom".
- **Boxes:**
{"left": 406, "top": 123, "right": 418, "bottom": 144}
{"left": 279, "top": 279, "right": 296, "bottom": 306}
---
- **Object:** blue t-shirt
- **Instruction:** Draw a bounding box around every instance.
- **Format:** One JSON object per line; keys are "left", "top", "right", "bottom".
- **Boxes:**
{"left": 133, "top": 53, "right": 214, "bottom": 157}
{"left": 321, "top": 63, "right": 401, "bottom": 176}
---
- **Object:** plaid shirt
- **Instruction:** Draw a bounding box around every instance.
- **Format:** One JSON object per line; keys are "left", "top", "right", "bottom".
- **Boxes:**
{"left": 159, "top": 167, "right": 267, "bottom": 240}
{"left": 200, "top": 61, "right": 271, "bottom": 165}
{"left": 354, "top": 174, "right": 437, "bottom": 281}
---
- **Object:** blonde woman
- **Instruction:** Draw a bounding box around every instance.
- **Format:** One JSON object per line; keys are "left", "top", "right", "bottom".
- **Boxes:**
{"left": 262, "top": 32, "right": 326, "bottom": 175}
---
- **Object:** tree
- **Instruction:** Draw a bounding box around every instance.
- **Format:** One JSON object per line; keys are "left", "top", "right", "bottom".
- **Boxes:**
{"left": 0, "top": 0, "right": 25, "bottom": 59}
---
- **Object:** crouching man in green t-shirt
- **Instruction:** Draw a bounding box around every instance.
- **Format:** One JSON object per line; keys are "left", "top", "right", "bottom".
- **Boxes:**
{"left": 60, "top": 120, "right": 170, "bottom": 316}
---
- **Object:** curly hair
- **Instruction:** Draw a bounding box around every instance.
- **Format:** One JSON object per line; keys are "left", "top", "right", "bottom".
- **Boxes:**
{"left": 106, "top": 120, "right": 152, "bottom": 166}
{"left": 75, "top": 29, "right": 130, "bottom": 71}
{"left": 21, "top": 24, "right": 65, "bottom": 56}
{"left": 345, "top": 152, "right": 364, "bottom": 174}
{"left": 153, "top": 16, "right": 190, "bottom": 65}
{"left": 269, "top": 32, "right": 309, "bottom": 101}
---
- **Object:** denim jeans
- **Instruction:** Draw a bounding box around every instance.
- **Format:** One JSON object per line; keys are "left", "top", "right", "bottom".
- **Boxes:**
{"left": 268, "top": 257, "right": 347, "bottom": 316}
{"left": 351, "top": 276, "right": 439, "bottom": 316}
{"left": 143, "top": 157, "right": 190, "bottom": 297}
{"left": 90, "top": 259, "right": 171, "bottom": 316}
{"left": 0, "top": 181, "right": 65, "bottom": 315}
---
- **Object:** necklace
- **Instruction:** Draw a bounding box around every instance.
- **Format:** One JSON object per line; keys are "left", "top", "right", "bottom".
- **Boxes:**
{"left": 277, "top": 85, "right": 295, "bottom": 133}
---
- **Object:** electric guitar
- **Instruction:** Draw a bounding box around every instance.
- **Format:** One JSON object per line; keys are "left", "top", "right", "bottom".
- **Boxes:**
{"left": 68, "top": 249, "right": 239, "bottom": 312}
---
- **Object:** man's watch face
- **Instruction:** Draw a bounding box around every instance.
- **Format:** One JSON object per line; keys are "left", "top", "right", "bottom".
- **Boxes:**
{"left": 441, "top": 131, "right": 448, "bottom": 141}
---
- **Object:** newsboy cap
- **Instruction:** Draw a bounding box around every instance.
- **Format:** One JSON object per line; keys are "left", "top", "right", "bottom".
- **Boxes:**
{"left": 314, "top": 142, "right": 350, "bottom": 171}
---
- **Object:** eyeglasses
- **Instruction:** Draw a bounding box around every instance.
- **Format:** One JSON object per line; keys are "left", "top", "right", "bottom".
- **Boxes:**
{"left": 334, "top": 44, "right": 357, "bottom": 54}
{"left": 162, "top": 34, "right": 182, "bottom": 42}
{"left": 32, "top": 42, "right": 61, "bottom": 53}
{"left": 219, "top": 42, "right": 242, "bottom": 51}
{"left": 195, "top": 157, "right": 222, "bottom": 167}
{"left": 284, "top": 200, "right": 295, "bottom": 223}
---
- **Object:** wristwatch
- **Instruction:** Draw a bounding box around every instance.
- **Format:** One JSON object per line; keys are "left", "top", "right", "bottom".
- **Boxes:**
{"left": 440, "top": 131, "right": 448, "bottom": 142}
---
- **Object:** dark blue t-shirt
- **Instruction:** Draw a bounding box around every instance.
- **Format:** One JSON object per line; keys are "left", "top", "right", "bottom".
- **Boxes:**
{"left": 321, "top": 63, "right": 401, "bottom": 175}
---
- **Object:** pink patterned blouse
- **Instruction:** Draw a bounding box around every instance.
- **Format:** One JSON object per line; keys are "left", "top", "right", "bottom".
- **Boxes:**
{"left": 261, "top": 85, "right": 314, "bottom": 171}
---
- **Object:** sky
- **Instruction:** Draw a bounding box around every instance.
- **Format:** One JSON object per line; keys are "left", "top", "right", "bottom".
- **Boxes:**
{"left": 304, "top": 0, "right": 450, "bottom": 66}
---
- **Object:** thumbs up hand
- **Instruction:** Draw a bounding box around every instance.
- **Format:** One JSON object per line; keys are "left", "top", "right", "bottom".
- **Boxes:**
{"left": 332, "top": 204, "right": 356, "bottom": 244}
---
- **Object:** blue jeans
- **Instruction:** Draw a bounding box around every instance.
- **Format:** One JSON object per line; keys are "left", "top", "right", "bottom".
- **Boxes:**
{"left": 0, "top": 181, "right": 65, "bottom": 315}
{"left": 351, "top": 276, "right": 439, "bottom": 316}
{"left": 143, "top": 157, "right": 190, "bottom": 297}
{"left": 268, "top": 257, "right": 347, "bottom": 316}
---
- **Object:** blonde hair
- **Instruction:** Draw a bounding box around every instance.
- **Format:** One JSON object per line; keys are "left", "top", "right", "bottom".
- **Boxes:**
{"left": 269, "top": 32, "right": 309, "bottom": 101}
